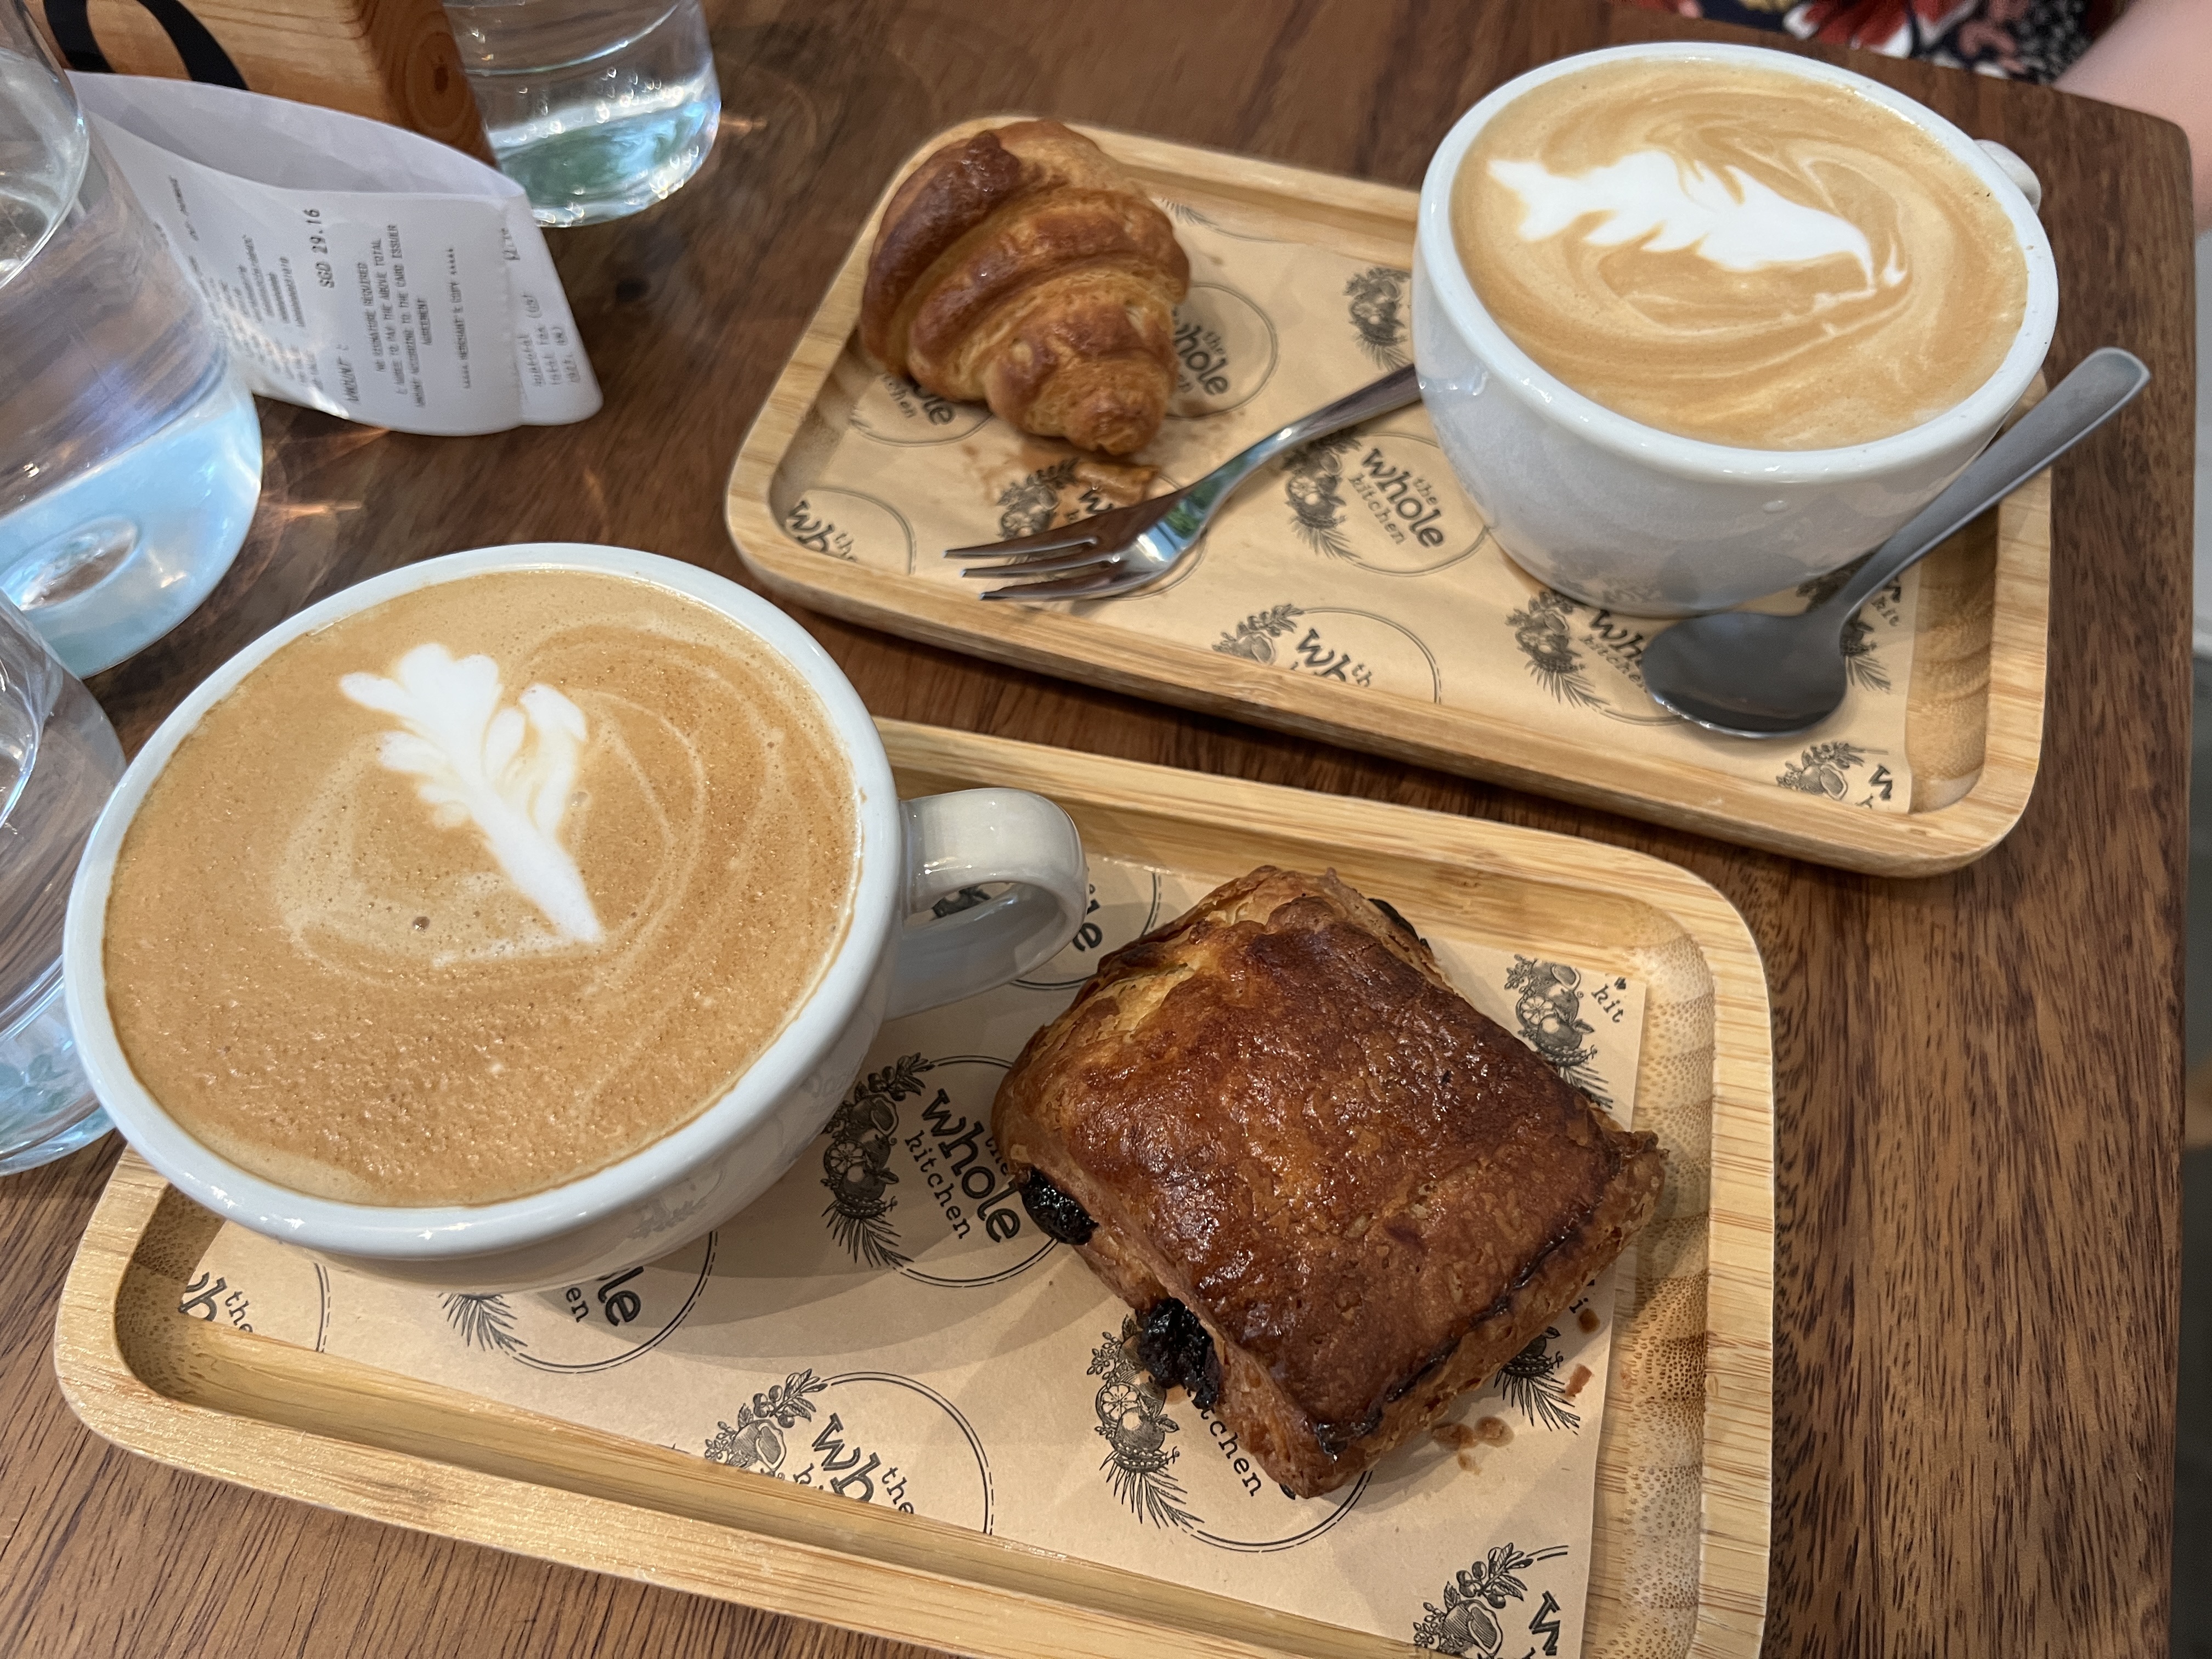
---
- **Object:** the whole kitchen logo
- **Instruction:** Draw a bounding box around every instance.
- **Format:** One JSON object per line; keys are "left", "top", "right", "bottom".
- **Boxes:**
{"left": 1508, "top": 570, "right": 1909, "bottom": 738}
{"left": 848, "top": 368, "right": 989, "bottom": 445}
{"left": 1169, "top": 281, "right": 1277, "bottom": 418}
{"left": 1505, "top": 589, "right": 1686, "bottom": 726}
{"left": 1082, "top": 1316, "right": 1368, "bottom": 1551}
{"left": 992, "top": 455, "right": 1167, "bottom": 540}
{"left": 437, "top": 1229, "right": 717, "bottom": 1372}
{"left": 1412, "top": 1542, "right": 1573, "bottom": 1657}
{"left": 705, "top": 1368, "right": 993, "bottom": 1533}
{"left": 1346, "top": 267, "right": 1410, "bottom": 369}
{"left": 818, "top": 1052, "right": 1056, "bottom": 1288}
{"left": 1283, "top": 433, "right": 1488, "bottom": 577}
{"left": 1774, "top": 739, "right": 1897, "bottom": 806}
{"left": 1796, "top": 566, "right": 1909, "bottom": 695}
{"left": 1013, "top": 867, "right": 1165, "bottom": 991}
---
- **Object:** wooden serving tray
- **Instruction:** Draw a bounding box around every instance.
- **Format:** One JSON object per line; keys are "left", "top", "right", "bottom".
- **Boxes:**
{"left": 724, "top": 120, "right": 2050, "bottom": 879}
{"left": 57, "top": 720, "right": 1774, "bottom": 1659}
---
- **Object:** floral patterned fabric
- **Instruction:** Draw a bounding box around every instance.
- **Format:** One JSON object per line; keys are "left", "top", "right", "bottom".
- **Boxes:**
{"left": 1615, "top": 0, "right": 2115, "bottom": 81}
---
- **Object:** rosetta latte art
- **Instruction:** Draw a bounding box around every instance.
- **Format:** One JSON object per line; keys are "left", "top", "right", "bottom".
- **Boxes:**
{"left": 1486, "top": 153, "right": 1883, "bottom": 283}
{"left": 1452, "top": 59, "right": 2028, "bottom": 450}
{"left": 104, "top": 571, "right": 859, "bottom": 1207}
{"left": 339, "top": 644, "right": 602, "bottom": 945}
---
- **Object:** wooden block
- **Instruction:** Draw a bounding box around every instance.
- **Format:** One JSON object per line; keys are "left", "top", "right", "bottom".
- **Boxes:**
{"left": 32, "top": 0, "right": 492, "bottom": 160}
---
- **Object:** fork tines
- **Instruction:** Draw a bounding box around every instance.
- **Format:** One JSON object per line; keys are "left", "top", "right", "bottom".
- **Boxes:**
{"left": 974, "top": 568, "right": 1141, "bottom": 602}
{"left": 944, "top": 527, "right": 1101, "bottom": 562}
{"left": 959, "top": 545, "right": 1122, "bottom": 582}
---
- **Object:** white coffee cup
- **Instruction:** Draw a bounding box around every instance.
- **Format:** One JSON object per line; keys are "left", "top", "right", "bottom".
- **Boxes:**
{"left": 1413, "top": 42, "right": 2058, "bottom": 616}
{"left": 63, "top": 544, "right": 1091, "bottom": 1291}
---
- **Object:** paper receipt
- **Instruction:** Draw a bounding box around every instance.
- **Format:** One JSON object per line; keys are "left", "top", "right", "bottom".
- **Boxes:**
{"left": 72, "top": 76, "right": 600, "bottom": 437}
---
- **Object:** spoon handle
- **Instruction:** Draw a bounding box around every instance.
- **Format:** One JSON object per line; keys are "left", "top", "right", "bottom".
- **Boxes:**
{"left": 1825, "top": 347, "right": 2151, "bottom": 623}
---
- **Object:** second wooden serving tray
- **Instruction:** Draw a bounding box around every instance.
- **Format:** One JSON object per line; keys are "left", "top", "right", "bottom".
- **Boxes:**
{"left": 59, "top": 720, "right": 1773, "bottom": 1659}
{"left": 725, "top": 119, "right": 2050, "bottom": 879}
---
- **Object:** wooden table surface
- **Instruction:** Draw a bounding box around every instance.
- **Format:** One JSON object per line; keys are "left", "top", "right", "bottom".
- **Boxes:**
{"left": 0, "top": 1, "right": 2197, "bottom": 1654}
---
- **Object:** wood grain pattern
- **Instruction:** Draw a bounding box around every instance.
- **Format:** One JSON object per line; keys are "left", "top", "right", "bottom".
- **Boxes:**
{"left": 726, "top": 121, "right": 2051, "bottom": 876}
{"left": 0, "top": 1, "right": 2192, "bottom": 1656}
{"left": 52, "top": 721, "right": 1776, "bottom": 1659}
{"left": 31, "top": 0, "right": 492, "bottom": 158}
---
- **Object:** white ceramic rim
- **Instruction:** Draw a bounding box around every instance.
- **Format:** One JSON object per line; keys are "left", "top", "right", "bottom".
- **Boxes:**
{"left": 63, "top": 544, "right": 899, "bottom": 1261}
{"left": 1415, "top": 41, "right": 2061, "bottom": 481}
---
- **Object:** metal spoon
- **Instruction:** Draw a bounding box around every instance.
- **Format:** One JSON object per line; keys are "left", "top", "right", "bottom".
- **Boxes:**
{"left": 1640, "top": 347, "right": 2150, "bottom": 739}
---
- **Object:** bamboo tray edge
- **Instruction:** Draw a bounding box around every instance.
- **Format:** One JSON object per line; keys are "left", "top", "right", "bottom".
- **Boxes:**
{"left": 56, "top": 720, "right": 1775, "bottom": 1659}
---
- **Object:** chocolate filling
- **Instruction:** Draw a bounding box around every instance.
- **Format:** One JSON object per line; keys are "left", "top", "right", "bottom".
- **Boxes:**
{"left": 1133, "top": 1297, "right": 1222, "bottom": 1412}
{"left": 1386, "top": 1335, "right": 1463, "bottom": 1404}
{"left": 1369, "top": 896, "right": 1428, "bottom": 949}
{"left": 1018, "top": 1170, "right": 1097, "bottom": 1245}
{"left": 1314, "top": 1407, "right": 1384, "bottom": 1459}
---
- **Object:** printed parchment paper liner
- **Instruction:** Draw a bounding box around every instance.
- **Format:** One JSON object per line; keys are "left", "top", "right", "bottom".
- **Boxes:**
{"left": 733, "top": 122, "right": 2053, "bottom": 878}
{"left": 171, "top": 851, "right": 1700, "bottom": 1658}
{"left": 778, "top": 204, "right": 1923, "bottom": 816}
{"left": 68, "top": 724, "right": 1765, "bottom": 1658}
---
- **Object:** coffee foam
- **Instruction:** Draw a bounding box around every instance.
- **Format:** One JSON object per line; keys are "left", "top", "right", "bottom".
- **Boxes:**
{"left": 1486, "top": 153, "right": 1880, "bottom": 281}
{"left": 1452, "top": 59, "right": 2029, "bottom": 450}
{"left": 337, "top": 645, "right": 603, "bottom": 946}
{"left": 104, "top": 571, "right": 859, "bottom": 1207}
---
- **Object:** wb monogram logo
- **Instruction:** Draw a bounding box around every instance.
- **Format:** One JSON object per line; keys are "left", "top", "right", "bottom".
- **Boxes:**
{"left": 1212, "top": 601, "right": 1443, "bottom": 703}
{"left": 782, "top": 489, "right": 915, "bottom": 573}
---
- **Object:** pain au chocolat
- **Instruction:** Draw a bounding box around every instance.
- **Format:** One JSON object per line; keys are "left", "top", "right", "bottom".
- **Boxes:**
{"left": 991, "top": 867, "right": 1664, "bottom": 1498}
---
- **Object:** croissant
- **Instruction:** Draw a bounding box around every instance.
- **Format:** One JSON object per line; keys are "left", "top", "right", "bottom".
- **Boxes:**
{"left": 861, "top": 120, "right": 1190, "bottom": 456}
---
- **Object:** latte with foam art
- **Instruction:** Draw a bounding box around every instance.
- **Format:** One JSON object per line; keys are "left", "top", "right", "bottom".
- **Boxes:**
{"left": 1451, "top": 58, "right": 2029, "bottom": 450}
{"left": 102, "top": 571, "right": 859, "bottom": 1207}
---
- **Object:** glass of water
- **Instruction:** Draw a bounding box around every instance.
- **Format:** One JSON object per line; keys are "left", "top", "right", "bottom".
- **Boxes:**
{"left": 0, "top": 0, "right": 263, "bottom": 678}
{"left": 0, "top": 591, "right": 123, "bottom": 1174}
{"left": 445, "top": 0, "right": 722, "bottom": 227}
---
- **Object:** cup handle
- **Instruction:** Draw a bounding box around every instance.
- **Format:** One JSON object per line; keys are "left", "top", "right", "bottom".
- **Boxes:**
{"left": 888, "top": 789, "right": 1088, "bottom": 1019}
{"left": 1978, "top": 139, "right": 2042, "bottom": 213}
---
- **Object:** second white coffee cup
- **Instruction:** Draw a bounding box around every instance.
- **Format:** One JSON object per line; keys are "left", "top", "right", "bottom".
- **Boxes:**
{"left": 1413, "top": 42, "right": 2059, "bottom": 617}
{"left": 64, "top": 544, "right": 1091, "bottom": 1291}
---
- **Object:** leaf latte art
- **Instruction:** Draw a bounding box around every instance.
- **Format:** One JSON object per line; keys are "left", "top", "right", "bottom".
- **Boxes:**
{"left": 1485, "top": 154, "right": 1881, "bottom": 283}
{"left": 1452, "top": 60, "right": 2028, "bottom": 450}
{"left": 338, "top": 644, "right": 602, "bottom": 946}
{"left": 104, "top": 572, "right": 859, "bottom": 1207}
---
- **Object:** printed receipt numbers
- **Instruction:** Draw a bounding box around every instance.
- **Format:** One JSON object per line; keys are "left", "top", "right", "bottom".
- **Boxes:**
{"left": 72, "top": 75, "right": 600, "bottom": 437}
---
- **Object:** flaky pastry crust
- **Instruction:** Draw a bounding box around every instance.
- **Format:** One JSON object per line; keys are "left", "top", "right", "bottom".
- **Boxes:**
{"left": 992, "top": 867, "right": 1665, "bottom": 1497}
{"left": 861, "top": 120, "right": 1189, "bottom": 455}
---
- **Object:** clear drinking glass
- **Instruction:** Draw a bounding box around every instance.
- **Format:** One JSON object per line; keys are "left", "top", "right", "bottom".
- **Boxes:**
{"left": 0, "top": 0, "right": 262, "bottom": 678}
{"left": 444, "top": 0, "right": 721, "bottom": 227}
{"left": 0, "top": 592, "right": 123, "bottom": 1173}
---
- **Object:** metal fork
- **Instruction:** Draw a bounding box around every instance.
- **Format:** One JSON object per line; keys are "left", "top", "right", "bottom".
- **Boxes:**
{"left": 948, "top": 364, "right": 1420, "bottom": 601}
